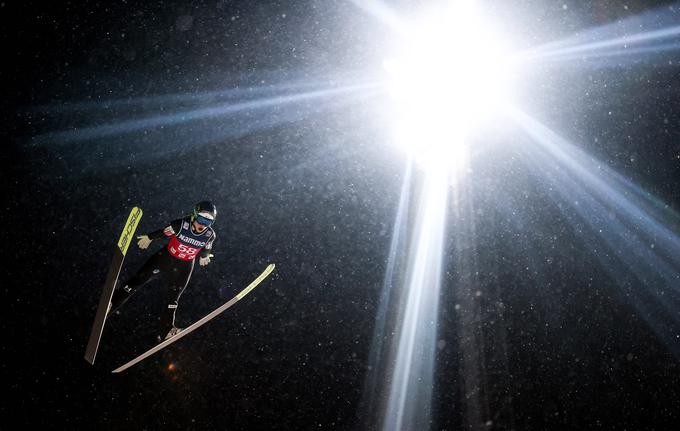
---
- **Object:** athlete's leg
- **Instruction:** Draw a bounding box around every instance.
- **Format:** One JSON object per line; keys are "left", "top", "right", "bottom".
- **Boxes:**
{"left": 159, "top": 260, "right": 195, "bottom": 338}
{"left": 110, "top": 250, "right": 165, "bottom": 312}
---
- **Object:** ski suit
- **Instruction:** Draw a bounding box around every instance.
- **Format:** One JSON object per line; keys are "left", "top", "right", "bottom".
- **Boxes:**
{"left": 111, "top": 217, "right": 216, "bottom": 336}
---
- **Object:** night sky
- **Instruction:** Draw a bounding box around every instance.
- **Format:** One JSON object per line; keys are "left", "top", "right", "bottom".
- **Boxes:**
{"left": 4, "top": 1, "right": 680, "bottom": 429}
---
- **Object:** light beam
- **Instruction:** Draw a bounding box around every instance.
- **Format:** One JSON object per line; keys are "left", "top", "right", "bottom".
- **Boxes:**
{"left": 523, "top": 2, "right": 680, "bottom": 66}
{"left": 508, "top": 106, "right": 680, "bottom": 356}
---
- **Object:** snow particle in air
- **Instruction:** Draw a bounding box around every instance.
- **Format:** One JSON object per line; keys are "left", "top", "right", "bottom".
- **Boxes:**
{"left": 176, "top": 15, "right": 194, "bottom": 32}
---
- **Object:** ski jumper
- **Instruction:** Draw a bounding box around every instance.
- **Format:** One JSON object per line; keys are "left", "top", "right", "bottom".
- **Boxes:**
{"left": 111, "top": 217, "right": 216, "bottom": 336}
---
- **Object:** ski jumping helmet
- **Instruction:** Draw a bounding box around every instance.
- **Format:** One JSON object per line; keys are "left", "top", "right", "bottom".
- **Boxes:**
{"left": 192, "top": 201, "right": 217, "bottom": 226}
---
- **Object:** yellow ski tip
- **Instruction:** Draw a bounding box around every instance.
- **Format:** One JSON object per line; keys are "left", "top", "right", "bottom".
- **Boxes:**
{"left": 117, "top": 207, "right": 143, "bottom": 256}
{"left": 235, "top": 264, "right": 275, "bottom": 300}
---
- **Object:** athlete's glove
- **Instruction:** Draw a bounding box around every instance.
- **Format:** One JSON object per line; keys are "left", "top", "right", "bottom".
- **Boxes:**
{"left": 199, "top": 254, "right": 213, "bottom": 266}
{"left": 137, "top": 235, "right": 152, "bottom": 249}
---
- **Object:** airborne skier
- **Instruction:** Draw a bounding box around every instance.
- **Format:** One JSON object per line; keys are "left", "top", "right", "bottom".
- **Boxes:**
{"left": 110, "top": 201, "right": 217, "bottom": 341}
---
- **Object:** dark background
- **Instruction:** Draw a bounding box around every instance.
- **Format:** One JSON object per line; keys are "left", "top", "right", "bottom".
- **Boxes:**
{"left": 3, "top": 1, "right": 680, "bottom": 429}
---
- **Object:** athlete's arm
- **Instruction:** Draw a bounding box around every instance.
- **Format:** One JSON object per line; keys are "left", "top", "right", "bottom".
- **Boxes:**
{"left": 147, "top": 219, "right": 183, "bottom": 240}
{"left": 199, "top": 230, "right": 216, "bottom": 258}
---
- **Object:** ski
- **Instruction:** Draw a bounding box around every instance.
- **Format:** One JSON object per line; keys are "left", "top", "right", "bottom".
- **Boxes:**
{"left": 84, "top": 207, "right": 143, "bottom": 364}
{"left": 112, "top": 263, "right": 275, "bottom": 373}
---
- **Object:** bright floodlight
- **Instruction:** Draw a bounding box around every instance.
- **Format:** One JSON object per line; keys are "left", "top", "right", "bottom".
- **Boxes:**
{"left": 384, "top": 1, "right": 515, "bottom": 172}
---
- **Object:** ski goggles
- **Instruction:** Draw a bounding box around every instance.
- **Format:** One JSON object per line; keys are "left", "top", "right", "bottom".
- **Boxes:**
{"left": 194, "top": 213, "right": 215, "bottom": 226}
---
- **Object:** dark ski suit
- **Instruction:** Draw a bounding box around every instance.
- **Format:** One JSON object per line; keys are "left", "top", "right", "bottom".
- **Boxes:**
{"left": 111, "top": 217, "right": 216, "bottom": 337}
